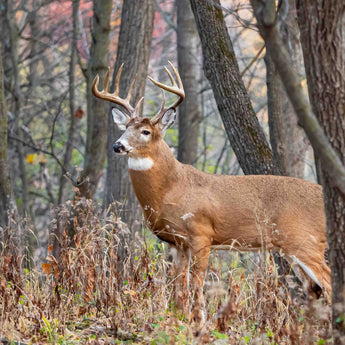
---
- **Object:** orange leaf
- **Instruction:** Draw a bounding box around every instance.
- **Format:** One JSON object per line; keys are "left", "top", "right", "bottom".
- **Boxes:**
{"left": 48, "top": 245, "right": 53, "bottom": 254}
{"left": 42, "top": 263, "right": 52, "bottom": 274}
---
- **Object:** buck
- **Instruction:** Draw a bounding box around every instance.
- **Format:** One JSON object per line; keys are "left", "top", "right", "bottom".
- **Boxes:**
{"left": 92, "top": 62, "right": 331, "bottom": 323}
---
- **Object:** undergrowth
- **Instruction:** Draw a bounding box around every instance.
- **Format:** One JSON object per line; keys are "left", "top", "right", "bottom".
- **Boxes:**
{"left": 0, "top": 199, "right": 332, "bottom": 344}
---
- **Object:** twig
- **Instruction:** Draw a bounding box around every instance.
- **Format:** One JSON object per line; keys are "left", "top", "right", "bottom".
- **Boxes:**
{"left": 240, "top": 43, "right": 265, "bottom": 77}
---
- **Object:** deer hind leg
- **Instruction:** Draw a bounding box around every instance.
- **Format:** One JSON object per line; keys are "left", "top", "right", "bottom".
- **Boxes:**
{"left": 290, "top": 251, "right": 331, "bottom": 299}
{"left": 170, "top": 245, "right": 190, "bottom": 317}
{"left": 189, "top": 237, "right": 211, "bottom": 325}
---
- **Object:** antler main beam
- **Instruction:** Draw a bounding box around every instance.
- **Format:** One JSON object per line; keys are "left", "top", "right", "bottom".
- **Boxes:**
{"left": 92, "top": 64, "right": 143, "bottom": 118}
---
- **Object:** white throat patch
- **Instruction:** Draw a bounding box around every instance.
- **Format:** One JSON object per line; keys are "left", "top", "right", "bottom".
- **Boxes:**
{"left": 128, "top": 157, "right": 154, "bottom": 171}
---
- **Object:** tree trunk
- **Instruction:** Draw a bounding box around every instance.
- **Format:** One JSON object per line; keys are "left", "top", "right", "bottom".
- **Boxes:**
{"left": 265, "top": 0, "right": 312, "bottom": 179}
{"left": 77, "top": 0, "right": 112, "bottom": 199}
{"left": 0, "top": 42, "right": 17, "bottom": 227}
{"left": 279, "top": 0, "right": 311, "bottom": 179}
{"left": 265, "top": 51, "right": 288, "bottom": 175}
{"left": 58, "top": 0, "right": 80, "bottom": 205}
{"left": 177, "top": 0, "right": 202, "bottom": 165}
{"left": 296, "top": 1, "right": 345, "bottom": 342}
{"left": 189, "top": 0, "right": 280, "bottom": 175}
{"left": 106, "top": 0, "right": 154, "bottom": 232}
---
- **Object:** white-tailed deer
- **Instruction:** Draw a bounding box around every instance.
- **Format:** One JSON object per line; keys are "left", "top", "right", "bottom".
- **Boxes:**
{"left": 92, "top": 62, "right": 331, "bottom": 323}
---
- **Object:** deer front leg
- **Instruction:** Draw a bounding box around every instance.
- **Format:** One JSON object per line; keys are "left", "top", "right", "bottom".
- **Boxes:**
{"left": 189, "top": 237, "right": 211, "bottom": 325}
{"left": 171, "top": 245, "right": 190, "bottom": 317}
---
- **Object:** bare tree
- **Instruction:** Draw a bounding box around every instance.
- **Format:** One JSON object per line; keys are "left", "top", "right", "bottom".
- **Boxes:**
{"left": 177, "top": 0, "right": 202, "bottom": 165}
{"left": 265, "top": 0, "right": 312, "bottom": 179}
{"left": 77, "top": 0, "right": 112, "bottom": 199}
{"left": 58, "top": 0, "right": 81, "bottom": 205}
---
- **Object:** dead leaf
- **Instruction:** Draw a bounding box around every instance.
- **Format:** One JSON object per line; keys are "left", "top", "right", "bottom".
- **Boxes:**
{"left": 42, "top": 263, "right": 52, "bottom": 274}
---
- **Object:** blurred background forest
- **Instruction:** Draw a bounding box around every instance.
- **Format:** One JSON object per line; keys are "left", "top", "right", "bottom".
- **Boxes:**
{"left": 0, "top": 0, "right": 316, "bottom": 250}
{"left": 1, "top": 0, "right": 344, "bottom": 343}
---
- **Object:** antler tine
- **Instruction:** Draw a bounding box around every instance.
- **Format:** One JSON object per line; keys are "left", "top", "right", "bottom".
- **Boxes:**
{"left": 164, "top": 65, "right": 177, "bottom": 87}
{"left": 168, "top": 61, "right": 183, "bottom": 91}
{"left": 148, "top": 63, "right": 185, "bottom": 124}
{"left": 92, "top": 64, "right": 148, "bottom": 118}
{"left": 103, "top": 67, "right": 110, "bottom": 93}
{"left": 114, "top": 63, "right": 124, "bottom": 96}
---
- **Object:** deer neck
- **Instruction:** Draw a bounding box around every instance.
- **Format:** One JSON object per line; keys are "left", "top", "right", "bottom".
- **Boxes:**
{"left": 128, "top": 140, "right": 181, "bottom": 216}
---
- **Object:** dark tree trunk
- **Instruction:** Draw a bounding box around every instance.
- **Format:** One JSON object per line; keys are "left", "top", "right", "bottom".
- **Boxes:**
{"left": 296, "top": 1, "right": 345, "bottom": 342}
{"left": 189, "top": 0, "right": 280, "bottom": 175}
{"left": 78, "top": 0, "right": 112, "bottom": 199}
{"left": 105, "top": 0, "right": 154, "bottom": 232}
{"left": 177, "top": 0, "right": 202, "bottom": 165}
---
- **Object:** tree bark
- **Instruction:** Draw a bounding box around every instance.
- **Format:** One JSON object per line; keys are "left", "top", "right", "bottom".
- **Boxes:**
{"left": 296, "top": 1, "right": 345, "bottom": 342}
{"left": 177, "top": 0, "right": 202, "bottom": 165}
{"left": 105, "top": 0, "right": 154, "bottom": 231}
{"left": 190, "top": 0, "right": 280, "bottom": 175}
{"left": 78, "top": 0, "right": 112, "bottom": 199}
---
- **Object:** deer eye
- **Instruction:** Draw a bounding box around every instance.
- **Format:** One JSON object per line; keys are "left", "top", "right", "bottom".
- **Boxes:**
{"left": 142, "top": 130, "right": 151, "bottom": 135}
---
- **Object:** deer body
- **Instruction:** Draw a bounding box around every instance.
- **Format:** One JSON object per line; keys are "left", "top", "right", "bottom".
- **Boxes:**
{"left": 130, "top": 139, "right": 325, "bottom": 252}
{"left": 92, "top": 63, "right": 331, "bottom": 324}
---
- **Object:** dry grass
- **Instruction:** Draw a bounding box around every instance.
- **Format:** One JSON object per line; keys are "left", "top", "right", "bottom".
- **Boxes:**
{"left": 0, "top": 199, "right": 332, "bottom": 344}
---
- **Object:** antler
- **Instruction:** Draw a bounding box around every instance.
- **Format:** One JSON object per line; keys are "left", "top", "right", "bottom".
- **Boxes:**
{"left": 92, "top": 64, "right": 144, "bottom": 118}
{"left": 148, "top": 61, "right": 185, "bottom": 124}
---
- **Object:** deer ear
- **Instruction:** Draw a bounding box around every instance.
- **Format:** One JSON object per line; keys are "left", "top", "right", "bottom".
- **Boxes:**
{"left": 112, "top": 108, "right": 128, "bottom": 130}
{"left": 158, "top": 108, "right": 176, "bottom": 135}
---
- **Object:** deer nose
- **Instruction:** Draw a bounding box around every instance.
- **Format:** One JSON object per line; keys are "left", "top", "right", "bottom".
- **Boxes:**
{"left": 113, "top": 142, "right": 125, "bottom": 153}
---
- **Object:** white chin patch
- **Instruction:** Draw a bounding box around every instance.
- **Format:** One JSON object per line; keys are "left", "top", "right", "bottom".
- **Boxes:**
{"left": 128, "top": 157, "right": 154, "bottom": 171}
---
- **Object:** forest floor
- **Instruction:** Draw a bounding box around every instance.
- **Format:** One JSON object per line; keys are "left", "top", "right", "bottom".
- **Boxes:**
{"left": 0, "top": 199, "right": 332, "bottom": 344}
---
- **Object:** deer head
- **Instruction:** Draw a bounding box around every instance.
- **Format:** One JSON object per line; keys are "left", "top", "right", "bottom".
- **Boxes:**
{"left": 92, "top": 62, "right": 185, "bottom": 160}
